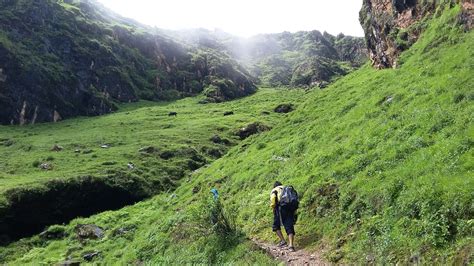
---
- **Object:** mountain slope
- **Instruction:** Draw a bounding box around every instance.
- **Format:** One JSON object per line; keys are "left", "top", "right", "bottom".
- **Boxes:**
{"left": 0, "top": 87, "right": 305, "bottom": 245}
{"left": 0, "top": 0, "right": 256, "bottom": 125}
{"left": 1, "top": 4, "right": 472, "bottom": 264}
{"left": 168, "top": 29, "right": 367, "bottom": 87}
{"left": 233, "top": 31, "right": 367, "bottom": 87}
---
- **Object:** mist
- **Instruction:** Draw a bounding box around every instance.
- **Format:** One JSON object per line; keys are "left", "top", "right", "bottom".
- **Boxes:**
{"left": 97, "top": 0, "right": 365, "bottom": 37}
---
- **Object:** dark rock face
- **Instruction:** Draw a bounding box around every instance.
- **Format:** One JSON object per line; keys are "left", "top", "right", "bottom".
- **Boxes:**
{"left": 360, "top": 0, "right": 473, "bottom": 69}
{"left": 0, "top": 0, "right": 256, "bottom": 125}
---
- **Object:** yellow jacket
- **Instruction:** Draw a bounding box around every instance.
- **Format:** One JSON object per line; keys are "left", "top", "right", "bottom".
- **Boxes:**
{"left": 270, "top": 186, "right": 284, "bottom": 209}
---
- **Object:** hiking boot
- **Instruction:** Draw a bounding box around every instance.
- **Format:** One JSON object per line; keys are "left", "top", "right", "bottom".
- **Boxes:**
{"left": 277, "top": 241, "right": 287, "bottom": 247}
{"left": 288, "top": 246, "right": 296, "bottom": 252}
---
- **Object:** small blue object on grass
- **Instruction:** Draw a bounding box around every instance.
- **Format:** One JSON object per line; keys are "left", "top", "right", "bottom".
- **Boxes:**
{"left": 210, "top": 188, "right": 219, "bottom": 201}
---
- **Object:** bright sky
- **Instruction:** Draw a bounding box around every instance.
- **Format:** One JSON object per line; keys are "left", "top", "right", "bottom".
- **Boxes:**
{"left": 97, "top": 0, "right": 364, "bottom": 37}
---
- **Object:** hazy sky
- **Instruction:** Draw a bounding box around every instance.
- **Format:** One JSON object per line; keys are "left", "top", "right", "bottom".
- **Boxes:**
{"left": 97, "top": 0, "right": 364, "bottom": 37}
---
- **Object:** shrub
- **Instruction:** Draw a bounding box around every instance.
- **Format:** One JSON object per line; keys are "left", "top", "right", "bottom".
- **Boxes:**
{"left": 32, "top": 160, "right": 40, "bottom": 168}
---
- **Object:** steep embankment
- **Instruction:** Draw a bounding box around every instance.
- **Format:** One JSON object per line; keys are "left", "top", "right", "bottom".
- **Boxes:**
{"left": 0, "top": 0, "right": 256, "bottom": 125}
{"left": 1, "top": 4, "right": 471, "bottom": 265}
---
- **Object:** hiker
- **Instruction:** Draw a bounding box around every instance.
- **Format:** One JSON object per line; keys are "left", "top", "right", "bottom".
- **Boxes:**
{"left": 270, "top": 181, "right": 298, "bottom": 252}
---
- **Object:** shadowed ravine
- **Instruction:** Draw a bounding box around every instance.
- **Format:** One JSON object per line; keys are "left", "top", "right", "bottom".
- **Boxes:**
{"left": 0, "top": 175, "right": 151, "bottom": 245}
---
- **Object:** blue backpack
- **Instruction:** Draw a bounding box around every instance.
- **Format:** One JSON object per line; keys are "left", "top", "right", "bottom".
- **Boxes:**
{"left": 279, "top": 186, "right": 299, "bottom": 211}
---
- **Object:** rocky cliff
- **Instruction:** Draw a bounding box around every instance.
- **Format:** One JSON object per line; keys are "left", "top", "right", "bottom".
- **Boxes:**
{"left": 0, "top": 0, "right": 256, "bottom": 125}
{"left": 360, "top": 0, "right": 473, "bottom": 68}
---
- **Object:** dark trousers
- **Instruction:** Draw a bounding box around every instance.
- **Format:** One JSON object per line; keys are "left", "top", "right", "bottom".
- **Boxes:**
{"left": 272, "top": 206, "right": 295, "bottom": 235}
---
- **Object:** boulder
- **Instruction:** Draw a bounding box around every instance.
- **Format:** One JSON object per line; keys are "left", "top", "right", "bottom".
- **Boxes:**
{"left": 159, "top": 150, "right": 175, "bottom": 160}
{"left": 237, "top": 122, "right": 271, "bottom": 140}
{"left": 75, "top": 224, "right": 104, "bottom": 240}
{"left": 274, "top": 104, "right": 294, "bottom": 113}
{"left": 39, "top": 163, "right": 53, "bottom": 170}
{"left": 210, "top": 135, "right": 222, "bottom": 144}
{"left": 83, "top": 251, "right": 100, "bottom": 261}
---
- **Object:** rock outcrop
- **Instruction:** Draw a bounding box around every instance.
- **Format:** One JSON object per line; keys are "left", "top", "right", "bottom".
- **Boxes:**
{"left": 360, "top": 0, "right": 473, "bottom": 69}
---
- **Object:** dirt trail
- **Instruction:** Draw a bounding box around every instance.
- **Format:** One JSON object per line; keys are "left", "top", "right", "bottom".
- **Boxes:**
{"left": 253, "top": 239, "right": 329, "bottom": 265}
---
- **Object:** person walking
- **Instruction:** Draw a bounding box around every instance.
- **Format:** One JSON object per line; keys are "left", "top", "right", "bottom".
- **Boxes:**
{"left": 270, "top": 181, "right": 298, "bottom": 252}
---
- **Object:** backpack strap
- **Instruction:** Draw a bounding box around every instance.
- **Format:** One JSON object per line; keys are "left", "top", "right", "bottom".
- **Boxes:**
{"left": 273, "top": 190, "right": 279, "bottom": 206}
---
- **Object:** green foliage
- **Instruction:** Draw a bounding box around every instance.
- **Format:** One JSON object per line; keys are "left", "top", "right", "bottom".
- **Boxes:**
{"left": 0, "top": 4, "right": 472, "bottom": 265}
{"left": 235, "top": 31, "right": 367, "bottom": 87}
{"left": 172, "top": 29, "right": 367, "bottom": 87}
{"left": 0, "top": 31, "right": 14, "bottom": 51}
{"left": 192, "top": 49, "right": 257, "bottom": 102}
{"left": 290, "top": 56, "right": 347, "bottom": 86}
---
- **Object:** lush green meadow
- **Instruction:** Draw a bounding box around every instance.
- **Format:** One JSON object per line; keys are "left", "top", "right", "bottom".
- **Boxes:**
{"left": 0, "top": 5, "right": 472, "bottom": 265}
{"left": 0, "top": 88, "right": 305, "bottom": 196}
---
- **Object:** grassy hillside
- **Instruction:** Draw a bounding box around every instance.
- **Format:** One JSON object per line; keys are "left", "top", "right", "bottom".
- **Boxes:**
{"left": 0, "top": 89, "right": 304, "bottom": 193}
{"left": 0, "top": 88, "right": 305, "bottom": 244}
{"left": 0, "top": 5, "right": 472, "bottom": 264}
{"left": 0, "top": 0, "right": 257, "bottom": 125}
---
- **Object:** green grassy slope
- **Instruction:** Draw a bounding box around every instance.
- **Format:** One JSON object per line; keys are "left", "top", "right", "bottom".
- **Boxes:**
{"left": 1, "top": 5, "right": 472, "bottom": 264}
{"left": 207, "top": 6, "right": 473, "bottom": 263}
{"left": 0, "top": 87, "right": 305, "bottom": 245}
{"left": 0, "top": 88, "right": 304, "bottom": 200}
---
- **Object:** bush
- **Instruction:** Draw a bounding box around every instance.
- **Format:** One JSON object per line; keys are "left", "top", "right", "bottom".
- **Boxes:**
{"left": 32, "top": 160, "right": 40, "bottom": 168}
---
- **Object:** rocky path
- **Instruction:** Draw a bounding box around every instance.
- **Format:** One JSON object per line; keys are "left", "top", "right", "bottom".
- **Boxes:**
{"left": 252, "top": 239, "right": 329, "bottom": 265}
